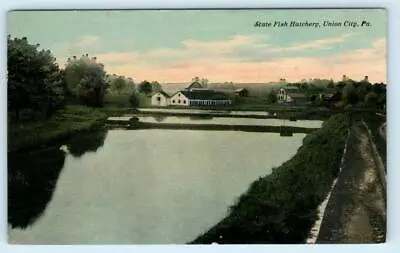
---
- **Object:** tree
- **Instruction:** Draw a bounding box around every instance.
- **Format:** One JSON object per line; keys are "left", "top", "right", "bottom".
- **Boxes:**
{"left": 151, "top": 81, "right": 162, "bottom": 92}
{"left": 112, "top": 76, "right": 126, "bottom": 94}
{"left": 64, "top": 55, "right": 107, "bottom": 107}
{"left": 266, "top": 90, "right": 278, "bottom": 104}
{"left": 200, "top": 78, "right": 208, "bottom": 88}
{"left": 364, "top": 91, "right": 379, "bottom": 107}
{"left": 7, "top": 35, "right": 64, "bottom": 122}
{"left": 327, "top": 80, "right": 334, "bottom": 88}
{"left": 356, "top": 81, "right": 371, "bottom": 102}
{"left": 310, "top": 95, "right": 317, "bottom": 104}
{"left": 129, "top": 92, "right": 140, "bottom": 107}
{"left": 342, "top": 82, "right": 359, "bottom": 105}
{"left": 138, "top": 80, "right": 152, "bottom": 94}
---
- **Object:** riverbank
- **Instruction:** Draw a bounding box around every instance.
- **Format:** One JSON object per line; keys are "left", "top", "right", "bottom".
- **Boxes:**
{"left": 8, "top": 106, "right": 129, "bottom": 153}
{"left": 190, "top": 113, "right": 350, "bottom": 244}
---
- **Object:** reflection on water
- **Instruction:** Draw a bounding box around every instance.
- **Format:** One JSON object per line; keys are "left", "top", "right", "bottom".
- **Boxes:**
{"left": 8, "top": 148, "right": 66, "bottom": 229}
{"left": 8, "top": 129, "right": 108, "bottom": 229}
{"left": 8, "top": 128, "right": 308, "bottom": 244}
{"left": 67, "top": 129, "right": 108, "bottom": 157}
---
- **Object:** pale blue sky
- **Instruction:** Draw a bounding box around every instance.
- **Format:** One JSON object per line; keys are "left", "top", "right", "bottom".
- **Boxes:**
{"left": 7, "top": 9, "right": 387, "bottom": 82}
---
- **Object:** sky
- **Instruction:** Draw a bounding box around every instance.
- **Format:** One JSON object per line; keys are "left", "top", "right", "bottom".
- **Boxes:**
{"left": 7, "top": 9, "right": 387, "bottom": 83}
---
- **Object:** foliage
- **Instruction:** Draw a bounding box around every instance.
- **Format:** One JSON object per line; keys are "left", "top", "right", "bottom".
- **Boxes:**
{"left": 64, "top": 54, "right": 107, "bottom": 107}
{"left": 107, "top": 75, "right": 135, "bottom": 94}
{"left": 151, "top": 81, "right": 162, "bottom": 92}
{"left": 364, "top": 91, "right": 379, "bottom": 107}
{"left": 341, "top": 81, "right": 359, "bottom": 105}
{"left": 266, "top": 90, "right": 278, "bottom": 104}
{"left": 192, "top": 114, "right": 350, "bottom": 244}
{"left": 129, "top": 92, "right": 140, "bottom": 107}
{"left": 8, "top": 106, "right": 108, "bottom": 153}
{"left": 7, "top": 36, "right": 65, "bottom": 122}
{"left": 112, "top": 76, "right": 126, "bottom": 93}
{"left": 138, "top": 80, "right": 152, "bottom": 94}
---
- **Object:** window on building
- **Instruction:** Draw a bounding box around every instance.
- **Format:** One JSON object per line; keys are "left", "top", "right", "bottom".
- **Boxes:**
{"left": 178, "top": 100, "right": 181, "bottom": 104}
{"left": 172, "top": 100, "right": 175, "bottom": 103}
{"left": 183, "top": 100, "right": 186, "bottom": 104}
{"left": 157, "top": 97, "right": 161, "bottom": 101}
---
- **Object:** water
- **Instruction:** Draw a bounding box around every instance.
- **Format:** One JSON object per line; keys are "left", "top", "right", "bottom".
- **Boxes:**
{"left": 8, "top": 126, "right": 313, "bottom": 244}
{"left": 137, "top": 116, "right": 323, "bottom": 128}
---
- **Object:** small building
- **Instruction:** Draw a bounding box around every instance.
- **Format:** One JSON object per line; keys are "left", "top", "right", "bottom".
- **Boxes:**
{"left": 169, "top": 90, "right": 231, "bottom": 106}
{"left": 235, "top": 88, "right": 249, "bottom": 97}
{"left": 151, "top": 90, "right": 170, "bottom": 107}
{"left": 277, "top": 86, "right": 308, "bottom": 106}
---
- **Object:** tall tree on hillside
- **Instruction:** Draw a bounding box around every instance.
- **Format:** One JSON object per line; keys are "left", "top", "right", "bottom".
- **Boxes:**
{"left": 7, "top": 35, "right": 64, "bottom": 122}
{"left": 64, "top": 54, "right": 107, "bottom": 107}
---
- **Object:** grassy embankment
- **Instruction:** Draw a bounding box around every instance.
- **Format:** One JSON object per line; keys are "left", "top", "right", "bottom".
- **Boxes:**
{"left": 8, "top": 105, "right": 136, "bottom": 153}
{"left": 191, "top": 113, "right": 350, "bottom": 244}
{"left": 359, "top": 112, "right": 387, "bottom": 169}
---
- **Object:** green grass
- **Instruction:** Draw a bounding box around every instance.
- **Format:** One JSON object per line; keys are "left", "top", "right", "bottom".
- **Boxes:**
{"left": 103, "top": 93, "right": 131, "bottom": 108}
{"left": 8, "top": 106, "right": 109, "bottom": 153}
{"left": 191, "top": 113, "right": 350, "bottom": 244}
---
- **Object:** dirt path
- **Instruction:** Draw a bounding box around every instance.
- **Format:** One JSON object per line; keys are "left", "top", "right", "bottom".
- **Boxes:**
{"left": 316, "top": 122, "right": 386, "bottom": 243}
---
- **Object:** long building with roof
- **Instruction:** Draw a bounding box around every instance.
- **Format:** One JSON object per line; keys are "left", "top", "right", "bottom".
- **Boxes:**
{"left": 151, "top": 81, "right": 232, "bottom": 107}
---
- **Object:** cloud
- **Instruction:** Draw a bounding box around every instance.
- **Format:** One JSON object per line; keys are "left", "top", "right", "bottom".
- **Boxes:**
{"left": 54, "top": 35, "right": 102, "bottom": 57}
{"left": 73, "top": 35, "right": 385, "bottom": 83}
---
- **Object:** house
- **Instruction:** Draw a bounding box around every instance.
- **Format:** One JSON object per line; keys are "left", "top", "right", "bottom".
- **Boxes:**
{"left": 151, "top": 90, "right": 170, "bottom": 107}
{"left": 184, "top": 81, "right": 204, "bottom": 90}
{"left": 169, "top": 90, "right": 231, "bottom": 106}
{"left": 277, "top": 86, "right": 308, "bottom": 106}
{"left": 235, "top": 88, "right": 249, "bottom": 97}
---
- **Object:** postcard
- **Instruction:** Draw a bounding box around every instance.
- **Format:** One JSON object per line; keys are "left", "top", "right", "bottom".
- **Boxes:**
{"left": 7, "top": 9, "right": 387, "bottom": 244}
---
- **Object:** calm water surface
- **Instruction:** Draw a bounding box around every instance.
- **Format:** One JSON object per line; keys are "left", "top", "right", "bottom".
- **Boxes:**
{"left": 138, "top": 116, "right": 323, "bottom": 128}
{"left": 8, "top": 126, "right": 312, "bottom": 244}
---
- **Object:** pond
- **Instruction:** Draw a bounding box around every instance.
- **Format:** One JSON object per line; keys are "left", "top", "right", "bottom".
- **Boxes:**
{"left": 8, "top": 121, "right": 318, "bottom": 244}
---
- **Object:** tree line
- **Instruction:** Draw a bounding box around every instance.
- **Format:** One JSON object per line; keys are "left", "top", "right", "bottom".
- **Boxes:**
{"left": 7, "top": 36, "right": 163, "bottom": 122}
{"left": 264, "top": 78, "right": 386, "bottom": 108}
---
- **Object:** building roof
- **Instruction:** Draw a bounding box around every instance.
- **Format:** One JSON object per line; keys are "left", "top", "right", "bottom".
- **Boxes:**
{"left": 186, "top": 81, "right": 204, "bottom": 90}
{"left": 153, "top": 90, "right": 170, "bottom": 98}
{"left": 179, "top": 90, "right": 230, "bottom": 100}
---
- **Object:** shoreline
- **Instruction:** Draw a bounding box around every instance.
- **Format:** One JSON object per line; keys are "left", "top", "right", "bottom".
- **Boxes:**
{"left": 190, "top": 113, "right": 350, "bottom": 244}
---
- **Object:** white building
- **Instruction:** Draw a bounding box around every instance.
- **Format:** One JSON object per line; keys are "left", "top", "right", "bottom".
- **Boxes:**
{"left": 151, "top": 91, "right": 170, "bottom": 107}
{"left": 169, "top": 90, "right": 231, "bottom": 106}
{"left": 277, "top": 86, "right": 308, "bottom": 106}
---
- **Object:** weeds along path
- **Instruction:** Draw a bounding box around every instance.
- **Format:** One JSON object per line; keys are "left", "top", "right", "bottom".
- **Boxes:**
{"left": 316, "top": 121, "right": 386, "bottom": 243}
